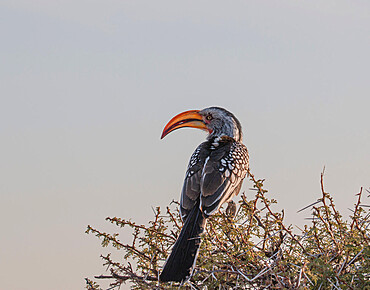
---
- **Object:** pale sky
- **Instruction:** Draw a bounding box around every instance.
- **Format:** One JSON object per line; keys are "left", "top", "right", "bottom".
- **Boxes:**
{"left": 0, "top": 1, "right": 369, "bottom": 289}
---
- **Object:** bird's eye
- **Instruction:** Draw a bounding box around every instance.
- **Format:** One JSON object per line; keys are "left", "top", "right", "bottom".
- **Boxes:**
{"left": 206, "top": 115, "right": 213, "bottom": 121}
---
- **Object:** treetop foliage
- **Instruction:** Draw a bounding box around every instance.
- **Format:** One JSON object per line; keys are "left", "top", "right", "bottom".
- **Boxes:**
{"left": 85, "top": 170, "right": 369, "bottom": 289}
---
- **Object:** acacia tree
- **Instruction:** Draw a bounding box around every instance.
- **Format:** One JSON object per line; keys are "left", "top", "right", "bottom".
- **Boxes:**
{"left": 85, "top": 170, "right": 369, "bottom": 289}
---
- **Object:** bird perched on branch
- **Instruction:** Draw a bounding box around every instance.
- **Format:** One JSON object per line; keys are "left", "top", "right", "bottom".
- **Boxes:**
{"left": 160, "top": 107, "right": 249, "bottom": 283}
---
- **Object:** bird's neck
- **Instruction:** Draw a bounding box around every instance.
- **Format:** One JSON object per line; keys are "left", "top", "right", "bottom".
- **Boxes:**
{"left": 207, "top": 127, "right": 242, "bottom": 143}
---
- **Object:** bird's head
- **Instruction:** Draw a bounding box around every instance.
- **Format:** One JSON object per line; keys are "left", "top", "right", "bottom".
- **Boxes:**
{"left": 161, "top": 106, "right": 243, "bottom": 142}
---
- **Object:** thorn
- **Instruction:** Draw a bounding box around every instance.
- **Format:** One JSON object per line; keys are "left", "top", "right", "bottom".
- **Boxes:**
{"left": 297, "top": 200, "right": 321, "bottom": 213}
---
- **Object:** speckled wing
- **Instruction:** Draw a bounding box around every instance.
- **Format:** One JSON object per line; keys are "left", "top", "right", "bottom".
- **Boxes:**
{"left": 200, "top": 138, "right": 249, "bottom": 216}
{"left": 180, "top": 142, "right": 210, "bottom": 221}
{"left": 180, "top": 137, "right": 249, "bottom": 220}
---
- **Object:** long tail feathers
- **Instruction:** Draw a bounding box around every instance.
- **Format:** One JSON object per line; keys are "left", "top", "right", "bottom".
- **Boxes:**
{"left": 160, "top": 204, "right": 206, "bottom": 282}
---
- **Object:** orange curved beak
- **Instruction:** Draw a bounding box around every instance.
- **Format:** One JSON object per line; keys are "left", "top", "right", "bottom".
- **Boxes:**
{"left": 161, "top": 110, "right": 209, "bottom": 139}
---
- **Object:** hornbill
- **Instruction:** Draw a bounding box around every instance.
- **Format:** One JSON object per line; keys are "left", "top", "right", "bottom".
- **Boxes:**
{"left": 160, "top": 107, "right": 249, "bottom": 283}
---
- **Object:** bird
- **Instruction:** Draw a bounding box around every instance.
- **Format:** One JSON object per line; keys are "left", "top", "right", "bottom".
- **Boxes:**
{"left": 159, "top": 106, "right": 249, "bottom": 283}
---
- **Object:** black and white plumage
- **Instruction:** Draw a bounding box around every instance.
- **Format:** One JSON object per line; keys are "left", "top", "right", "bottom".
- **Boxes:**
{"left": 181, "top": 135, "right": 249, "bottom": 219}
{"left": 160, "top": 107, "right": 249, "bottom": 283}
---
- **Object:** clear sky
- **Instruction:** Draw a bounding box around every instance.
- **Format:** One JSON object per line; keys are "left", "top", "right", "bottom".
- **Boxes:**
{"left": 1, "top": 1, "right": 369, "bottom": 289}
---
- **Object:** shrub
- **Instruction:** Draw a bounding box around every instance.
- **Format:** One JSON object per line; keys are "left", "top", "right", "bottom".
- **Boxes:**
{"left": 85, "top": 170, "right": 369, "bottom": 289}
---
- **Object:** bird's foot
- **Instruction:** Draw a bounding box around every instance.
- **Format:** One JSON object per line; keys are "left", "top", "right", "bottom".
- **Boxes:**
{"left": 225, "top": 200, "right": 237, "bottom": 219}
